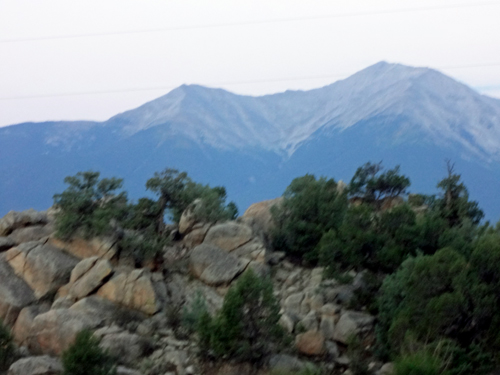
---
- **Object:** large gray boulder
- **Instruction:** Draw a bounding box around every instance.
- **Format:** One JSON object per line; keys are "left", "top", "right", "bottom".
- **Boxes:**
{"left": 67, "top": 257, "right": 113, "bottom": 300}
{"left": 203, "top": 222, "right": 253, "bottom": 252}
{"left": 242, "top": 197, "right": 283, "bottom": 235}
{"left": 8, "top": 355, "right": 62, "bottom": 375}
{"left": 13, "top": 305, "right": 50, "bottom": 346}
{"left": 8, "top": 225, "right": 53, "bottom": 245}
{"left": 178, "top": 199, "right": 203, "bottom": 235}
{"left": 189, "top": 244, "right": 249, "bottom": 286}
{"left": 27, "top": 308, "right": 102, "bottom": 355}
{"left": 94, "top": 326, "right": 152, "bottom": 366}
{"left": 0, "top": 209, "right": 48, "bottom": 236}
{"left": 0, "top": 254, "right": 36, "bottom": 326}
{"left": 333, "top": 311, "right": 375, "bottom": 344}
{"left": 5, "top": 241, "right": 79, "bottom": 299}
{"left": 97, "top": 269, "right": 167, "bottom": 315}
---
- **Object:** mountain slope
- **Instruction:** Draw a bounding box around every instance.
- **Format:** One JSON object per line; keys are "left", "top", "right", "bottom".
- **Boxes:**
{"left": 2, "top": 62, "right": 500, "bottom": 220}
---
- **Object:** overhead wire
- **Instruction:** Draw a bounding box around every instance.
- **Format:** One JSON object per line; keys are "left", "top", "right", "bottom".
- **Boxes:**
{"left": 0, "top": 1, "right": 499, "bottom": 43}
{"left": 0, "top": 62, "right": 499, "bottom": 101}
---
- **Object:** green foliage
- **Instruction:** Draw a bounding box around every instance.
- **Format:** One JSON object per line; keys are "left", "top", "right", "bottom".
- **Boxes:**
{"left": 394, "top": 350, "right": 443, "bottom": 375}
{"left": 53, "top": 171, "right": 127, "bottom": 240}
{"left": 319, "top": 203, "right": 421, "bottom": 274}
{"left": 182, "top": 291, "right": 209, "bottom": 334}
{"left": 62, "top": 329, "right": 116, "bottom": 375}
{"left": 349, "top": 162, "right": 410, "bottom": 204}
{"left": 195, "top": 269, "right": 285, "bottom": 364}
{"left": 0, "top": 319, "right": 14, "bottom": 371}
{"left": 271, "top": 174, "right": 348, "bottom": 262}
{"left": 435, "top": 161, "right": 484, "bottom": 227}
{"left": 146, "top": 168, "right": 238, "bottom": 228}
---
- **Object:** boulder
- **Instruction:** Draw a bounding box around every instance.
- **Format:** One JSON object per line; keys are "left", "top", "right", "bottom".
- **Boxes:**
{"left": 97, "top": 269, "right": 167, "bottom": 315}
{"left": 203, "top": 222, "right": 253, "bottom": 252}
{"left": 284, "top": 292, "right": 304, "bottom": 318}
{"left": 8, "top": 355, "right": 62, "bottom": 375}
{"left": 320, "top": 315, "right": 336, "bottom": 340}
{"left": 0, "top": 254, "right": 36, "bottom": 326}
{"left": 242, "top": 197, "right": 283, "bottom": 234}
{"left": 295, "top": 330, "right": 325, "bottom": 356}
{"left": 178, "top": 199, "right": 202, "bottom": 235}
{"left": 333, "top": 311, "right": 375, "bottom": 344}
{"left": 299, "top": 310, "right": 318, "bottom": 331}
{"left": 117, "top": 367, "right": 144, "bottom": 375}
{"left": 48, "top": 236, "right": 118, "bottom": 260}
{"left": 28, "top": 308, "right": 102, "bottom": 355}
{"left": 6, "top": 241, "right": 79, "bottom": 299}
{"left": 70, "top": 296, "right": 146, "bottom": 327}
{"left": 67, "top": 257, "right": 113, "bottom": 299}
{"left": 183, "top": 223, "right": 211, "bottom": 248}
{"left": 94, "top": 326, "right": 152, "bottom": 366}
{"left": 268, "top": 354, "right": 306, "bottom": 373}
{"left": 189, "top": 244, "right": 249, "bottom": 286}
{"left": 8, "top": 225, "right": 53, "bottom": 245}
{"left": 0, "top": 209, "right": 48, "bottom": 236}
{"left": 379, "top": 363, "right": 394, "bottom": 375}
{"left": 0, "top": 237, "right": 16, "bottom": 252}
{"left": 13, "top": 305, "right": 50, "bottom": 346}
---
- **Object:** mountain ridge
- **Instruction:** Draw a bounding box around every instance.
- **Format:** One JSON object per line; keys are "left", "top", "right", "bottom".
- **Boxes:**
{"left": 2, "top": 61, "right": 500, "bottom": 220}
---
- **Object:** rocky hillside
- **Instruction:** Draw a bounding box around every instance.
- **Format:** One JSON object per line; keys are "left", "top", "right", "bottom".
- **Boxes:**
{"left": 0, "top": 201, "right": 389, "bottom": 375}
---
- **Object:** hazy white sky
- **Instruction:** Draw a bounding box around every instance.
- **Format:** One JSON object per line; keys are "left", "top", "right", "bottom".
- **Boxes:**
{"left": 1, "top": 0, "right": 499, "bottom": 127}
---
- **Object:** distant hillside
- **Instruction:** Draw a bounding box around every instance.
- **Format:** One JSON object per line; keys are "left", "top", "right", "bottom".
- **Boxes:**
{"left": 2, "top": 62, "right": 500, "bottom": 220}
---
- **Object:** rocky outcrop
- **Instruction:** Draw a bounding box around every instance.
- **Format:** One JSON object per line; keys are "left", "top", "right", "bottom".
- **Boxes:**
{"left": 242, "top": 197, "right": 282, "bottom": 234}
{"left": 203, "top": 222, "right": 253, "bottom": 252}
{"left": 8, "top": 355, "right": 62, "bottom": 375}
{"left": 49, "top": 236, "right": 118, "bottom": 260}
{"left": 189, "top": 244, "right": 249, "bottom": 286}
{"left": 13, "top": 305, "right": 50, "bottom": 346}
{"left": 65, "top": 257, "right": 113, "bottom": 300}
{"left": 94, "top": 326, "right": 152, "bottom": 366}
{"left": 28, "top": 308, "right": 102, "bottom": 355}
{"left": 0, "top": 209, "right": 48, "bottom": 236}
{"left": 97, "top": 269, "right": 167, "bottom": 315}
{"left": 6, "top": 241, "right": 79, "bottom": 299}
{"left": 8, "top": 225, "right": 53, "bottom": 245}
{"left": 0, "top": 254, "right": 37, "bottom": 326}
{"left": 178, "top": 199, "right": 203, "bottom": 235}
{"left": 183, "top": 223, "right": 211, "bottom": 248}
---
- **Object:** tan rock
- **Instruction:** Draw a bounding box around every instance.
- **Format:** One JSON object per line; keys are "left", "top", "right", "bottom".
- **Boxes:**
{"left": 6, "top": 242, "right": 79, "bottom": 299}
{"left": 203, "top": 222, "right": 253, "bottom": 252}
{"left": 295, "top": 330, "right": 325, "bottom": 356}
{"left": 242, "top": 197, "right": 283, "bottom": 234}
{"left": 68, "top": 258, "right": 113, "bottom": 299}
{"left": 13, "top": 305, "right": 50, "bottom": 346}
{"left": 178, "top": 199, "right": 203, "bottom": 235}
{"left": 183, "top": 223, "right": 211, "bottom": 248}
{"left": 97, "top": 269, "right": 167, "bottom": 315}
{"left": 28, "top": 309, "right": 101, "bottom": 355}
{"left": 48, "top": 236, "right": 117, "bottom": 260}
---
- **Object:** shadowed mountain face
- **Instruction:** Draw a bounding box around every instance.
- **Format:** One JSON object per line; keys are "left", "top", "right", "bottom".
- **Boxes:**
{"left": 2, "top": 62, "right": 500, "bottom": 220}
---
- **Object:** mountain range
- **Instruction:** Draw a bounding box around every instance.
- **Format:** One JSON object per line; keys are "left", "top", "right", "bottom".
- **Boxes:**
{"left": 2, "top": 61, "right": 500, "bottom": 220}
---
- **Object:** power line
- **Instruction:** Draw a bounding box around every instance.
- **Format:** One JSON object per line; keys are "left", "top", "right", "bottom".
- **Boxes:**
{"left": 1, "top": 62, "right": 499, "bottom": 101}
{"left": 1, "top": 1, "right": 499, "bottom": 43}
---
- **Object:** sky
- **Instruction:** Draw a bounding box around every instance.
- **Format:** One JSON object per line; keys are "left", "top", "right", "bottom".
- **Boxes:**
{"left": 1, "top": 0, "right": 500, "bottom": 128}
